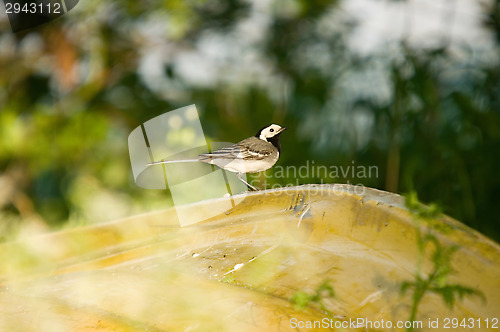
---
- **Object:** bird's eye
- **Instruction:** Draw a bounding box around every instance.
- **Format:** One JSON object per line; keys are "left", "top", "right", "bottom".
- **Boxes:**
{"left": 270, "top": 128, "right": 274, "bottom": 132}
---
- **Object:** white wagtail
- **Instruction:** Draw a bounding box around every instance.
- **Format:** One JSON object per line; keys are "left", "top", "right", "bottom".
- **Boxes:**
{"left": 147, "top": 124, "right": 286, "bottom": 190}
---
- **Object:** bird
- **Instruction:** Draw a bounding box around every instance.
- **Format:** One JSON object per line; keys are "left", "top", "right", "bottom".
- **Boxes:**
{"left": 147, "top": 124, "right": 286, "bottom": 190}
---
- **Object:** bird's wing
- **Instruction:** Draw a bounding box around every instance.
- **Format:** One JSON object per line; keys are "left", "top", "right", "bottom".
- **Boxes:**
{"left": 199, "top": 138, "right": 272, "bottom": 161}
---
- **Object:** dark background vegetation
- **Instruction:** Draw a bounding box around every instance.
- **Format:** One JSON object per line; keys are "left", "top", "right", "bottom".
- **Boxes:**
{"left": 0, "top": 0, "right": 499, "bottom": 242}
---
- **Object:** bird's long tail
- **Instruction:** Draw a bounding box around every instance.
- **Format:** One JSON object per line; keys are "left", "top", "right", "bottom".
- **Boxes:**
{"left": 147, "top": 158, "right": 200, "bottom": 166}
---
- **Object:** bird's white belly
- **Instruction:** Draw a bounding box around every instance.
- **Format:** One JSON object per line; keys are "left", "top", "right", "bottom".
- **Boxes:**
{"left": 208, "top": 155, "right": 279, "bottom": 174}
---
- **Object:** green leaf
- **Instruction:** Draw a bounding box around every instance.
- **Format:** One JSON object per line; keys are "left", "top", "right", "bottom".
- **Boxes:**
{"left": 317, "top": 280, "right": 335, "bottom": 298}
{"left": 291, "top": 291, "right": 311, "bottom": 310}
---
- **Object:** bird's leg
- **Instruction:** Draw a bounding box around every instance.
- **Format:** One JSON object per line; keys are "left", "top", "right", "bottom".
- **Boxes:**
{"left": 237, "top": 173, "right": 258, "bottom": 191}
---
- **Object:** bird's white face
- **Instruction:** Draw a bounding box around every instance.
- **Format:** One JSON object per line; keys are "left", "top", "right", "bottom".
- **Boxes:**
{"left": 259, "top": 124, "right": 285, "bottom": 141}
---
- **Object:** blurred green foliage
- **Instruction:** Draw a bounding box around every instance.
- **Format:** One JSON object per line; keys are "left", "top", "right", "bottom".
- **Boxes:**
{"left": 402, "top": 191, "right": 485, "bottom": 330}
{"left": 0, "top": 0, "right": 499, "bottom": 241}
{"left": 291, "top": 279, "right": 336, "bottom": 314}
